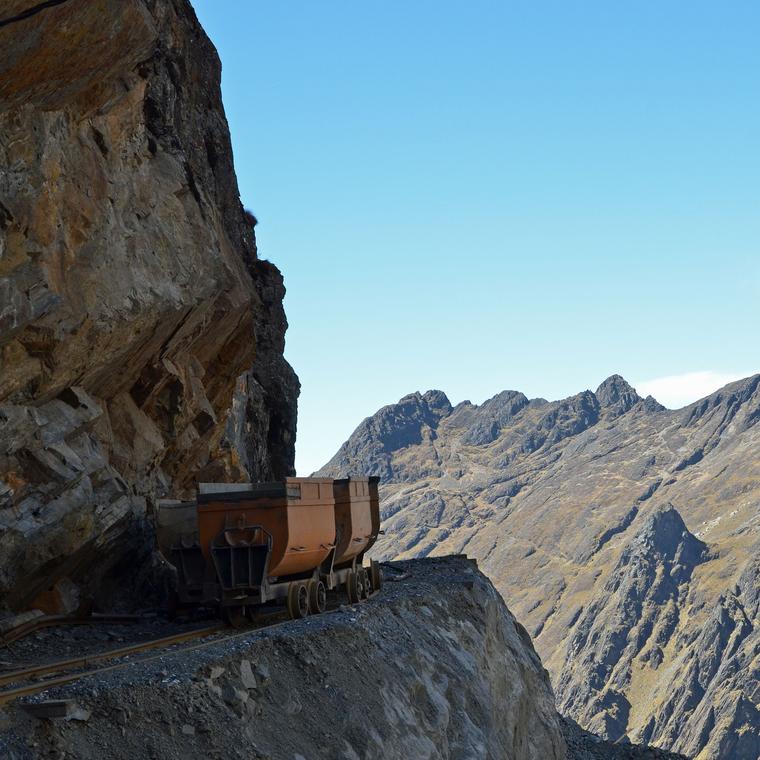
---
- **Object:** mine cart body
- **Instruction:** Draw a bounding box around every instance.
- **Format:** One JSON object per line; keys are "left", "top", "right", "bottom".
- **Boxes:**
{"left": 189, "top": 478, "right": 335, "bottom": 609}
{"left": 197, "top": 478, "right": 336, "bottom": 578}
{"left": 157, "top": 476, "right": 382, "bottom": 620}
{"left": 332, "top": 477, "right": 381, "bottom": 568}
{"left": 156, "top": 499, "right": 207, "bottom": 609}
{"left": 367, "top": 476, "right": 381, "bottom": 553}
{"left": 155, "top": 499, "right": 198, "bottom": 559}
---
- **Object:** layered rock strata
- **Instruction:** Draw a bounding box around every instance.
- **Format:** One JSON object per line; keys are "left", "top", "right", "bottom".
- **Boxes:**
{"left": 0, "top": 0, "right": 298, "bottom": 611}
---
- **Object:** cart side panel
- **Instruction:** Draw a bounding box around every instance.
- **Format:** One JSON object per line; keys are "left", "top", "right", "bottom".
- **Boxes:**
{"left": 197, "top": 478, "right": 336, "bottom": 579}
{"left": 332, "top": 477, "right": 377, "bottom": 567}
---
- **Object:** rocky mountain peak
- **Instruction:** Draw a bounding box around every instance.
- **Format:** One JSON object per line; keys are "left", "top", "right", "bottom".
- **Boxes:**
{"left": 641, "top": 394, "right": 666, "bottom": 413}
{"left": 557, "top": 504, "right": 708, "bottom": 741}
{"left": 388, "top": 390, "right": 453, "bottom": 429}
{"left": 631, "top": 503, "right": 707, "bottom": 567}
{"left": 681, "top": 373, "right": 760, "bottom": 428}
{"left": 317, "top": 389, "right": 453, "bottom": 479}
{"left": 461, "top": 390, "right": 530, "bottom": 446}
{"left": 595, "top": 375, "right": 642, "bottom": 416}
{"left": 421, "top": 389, "right": 453, "bottom": 416}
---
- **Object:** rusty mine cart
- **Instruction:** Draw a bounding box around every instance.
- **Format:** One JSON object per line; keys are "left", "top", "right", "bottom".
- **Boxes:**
{"left": 156, "top": 477, "right": 383, "bottom": 625}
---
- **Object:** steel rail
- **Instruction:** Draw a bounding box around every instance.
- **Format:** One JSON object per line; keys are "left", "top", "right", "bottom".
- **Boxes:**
{"left": 0, "top": 626, "right": 240, "bottom": 705}
{"left": 0, "top": 623, "right": 224, "bottom": 695}
{"left": 0, "top": 611, "right": 326, "bottom": 706}
{"left": 0, "top": 591, "right": 383, "bottom": 705}
{"left": 0, "top": 613, "right": 143, "bottom": 647}
{"left": 0, "top": 611, "right": 308, "bottom": 705}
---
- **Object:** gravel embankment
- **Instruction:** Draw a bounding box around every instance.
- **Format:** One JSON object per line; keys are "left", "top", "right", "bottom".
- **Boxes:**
{"left": 0, "top": 556, "right": 565, "bottom": 760}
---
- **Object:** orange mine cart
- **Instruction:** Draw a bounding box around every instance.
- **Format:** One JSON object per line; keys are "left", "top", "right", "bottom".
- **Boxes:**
{"left": 327, "top": 476, "right": 383, "bottom": 603}
{"left": 367, "top": 475, "right": 381, "bottom": 553}
{"left": 197, "top": 478, "right": 336, "bottom": 577}
{"left": 332, "top": 477, "right": 381, "bottom": 567}
{"left": 160, "top": 477, "right": 383, "bottom": 624}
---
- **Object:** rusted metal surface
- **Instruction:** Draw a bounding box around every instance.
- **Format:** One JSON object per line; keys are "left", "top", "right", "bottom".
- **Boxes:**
{"left": 197, "top": 478, "right": 336, "bottom": 577}
{"left": 366, "top": 476, "right": 381, "bottom": 553}
{"left": 332, "top": 477, "right": 381, "bottom": 568}
{"left": 160, "top": 477, "right": 383, "bottom": 621}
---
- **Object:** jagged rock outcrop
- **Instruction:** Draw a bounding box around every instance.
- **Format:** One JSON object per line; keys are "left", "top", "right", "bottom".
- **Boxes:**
{"left": 595, "top": 374, "right": 646, "bottom": 417}
{"left": 318, "top": 374, "right": 760, "bottom": 759}
{"left": 556, "top": 506, "right": 708, "bottom": 741}
{"left": 320, "top": 390, "right": 452, "bottom": 481}
{"left": 0, "top": 0, "right": 298, "bottom": 611}
{"left": 0, "top": 557, "right": 567, "bottom": 760}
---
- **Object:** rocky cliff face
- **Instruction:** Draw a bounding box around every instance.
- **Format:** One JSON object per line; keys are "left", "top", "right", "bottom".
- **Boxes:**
{"left": 0, "top": 0, "right": 298, "bottom": 612}
{"left": 318, "top": 374, "right": 760, "bottom": 759}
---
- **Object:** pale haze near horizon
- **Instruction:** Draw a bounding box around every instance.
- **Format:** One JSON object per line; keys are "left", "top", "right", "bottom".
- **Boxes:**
{"left": 190, "top": 2, "right": 760, "bottom": 476}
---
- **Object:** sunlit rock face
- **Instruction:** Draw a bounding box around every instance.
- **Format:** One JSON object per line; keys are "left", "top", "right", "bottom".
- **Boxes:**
{"left": 0, "top": 0, "right": 298, "bottom": 610}
{"left": 319, "top": 374, "right": 760, "bottom": 759}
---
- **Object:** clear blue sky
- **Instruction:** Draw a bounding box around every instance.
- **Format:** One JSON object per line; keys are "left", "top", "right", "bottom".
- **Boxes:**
{"left": 190, "top": 1, "right": 759, "bottom": 475}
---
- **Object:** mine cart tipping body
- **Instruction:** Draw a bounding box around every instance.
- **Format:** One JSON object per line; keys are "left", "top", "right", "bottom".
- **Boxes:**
{"left": 328, "top": 476, "right": 383, "bottom": 600}
{"left": 332, "top": 477, "right": 379, "bottom": 567}
{"left": 159, "top": 476, "right": 383, "bottom": 624}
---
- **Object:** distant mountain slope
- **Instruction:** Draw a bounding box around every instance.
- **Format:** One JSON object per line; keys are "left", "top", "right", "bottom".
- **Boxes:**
{"left": 317, "top": 374, "right": 760, "bottom": 760}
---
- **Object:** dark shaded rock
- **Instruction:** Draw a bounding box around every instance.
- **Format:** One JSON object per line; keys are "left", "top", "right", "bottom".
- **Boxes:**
{"left": 556, "top": 505, "right": 708, "bottom": 739}
{"left": 461, "top": 390, "right": 529, "bottom": 445}
{"left": 317, "top": 390, "right": 452, "bottom": 480}
{"left": 595, "top": 375, "right": 642, "bottom": 417}
{"left": 561, "top": 715, "right": 689, "bottom": 759}
{"left": 642, "top": 395, "right": 666, "bottom": 413}
{"left": 542, "top": 391, "right": 600, "bottom": 441}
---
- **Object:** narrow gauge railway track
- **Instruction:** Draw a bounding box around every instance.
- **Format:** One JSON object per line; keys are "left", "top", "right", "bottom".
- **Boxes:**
{"left": 0, "top": 613, "right": 143, "bottom": 646}
{"left": 0, "top": 623, "right": 224, "bottom": 692}
{"left": 0, "top": 603, "right": 354, "bottom": 706}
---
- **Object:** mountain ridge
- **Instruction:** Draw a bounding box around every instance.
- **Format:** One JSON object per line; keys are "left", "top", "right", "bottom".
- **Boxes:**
{"left": 317, "top": 373, "right": 760, "bottom": 759}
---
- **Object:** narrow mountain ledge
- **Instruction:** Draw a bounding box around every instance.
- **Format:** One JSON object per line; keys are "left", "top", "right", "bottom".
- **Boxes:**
{"left": 0, "top": 557, "right": 566, "bottom": 760}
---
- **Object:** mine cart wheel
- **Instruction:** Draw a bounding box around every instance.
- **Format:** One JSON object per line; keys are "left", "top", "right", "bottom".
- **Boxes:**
{"left": 345, "top": 570, "right": 361, "bottom": 604}
{"left": 222, "top": 605, "right": 247, "bottom": 628}
{"left": 245, "top": 605, "right": 260, "bottom": 623}
{"left": 308, "top": 580, "right": 327, "bottom": 614}
{"left": 287, "top": 582, "right": 310, "bottom": 619}
{"left": 370, "top": 560, "right": 383, "bottom": 593}
{"left": 358, "top": 567, "right": 370, "bottom": 601}
{"left": 364, "top": 570, "right": 373, "bottom": 597}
